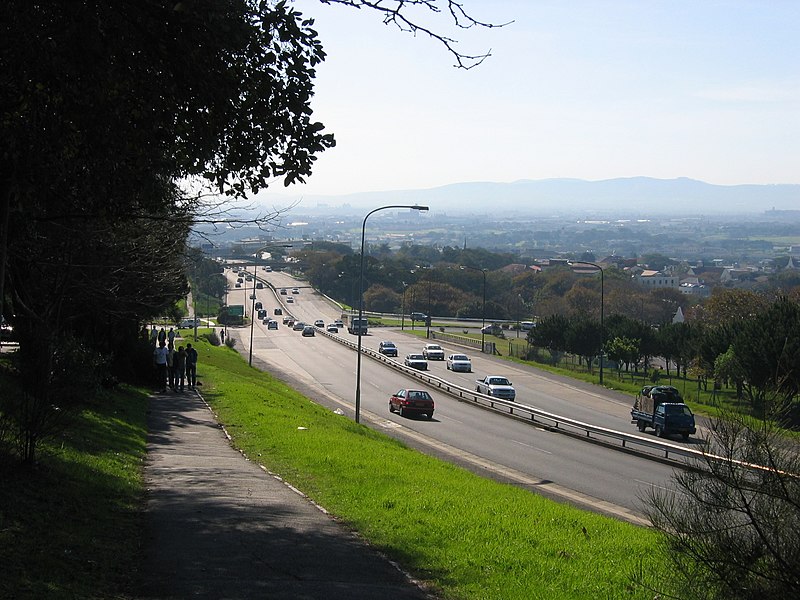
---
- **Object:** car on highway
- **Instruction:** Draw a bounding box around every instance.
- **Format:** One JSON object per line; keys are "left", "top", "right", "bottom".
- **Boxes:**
{"left": 326, "top": 324, "right": 338, "bottom": 333}
{"left": 234, "top": 282, "right": 241, "bottom": 288}
{"left": 179, "top": 318, "right": 199, "bottom": 328}
{"left": 388, "top": 389, "right": 434, "bottom": 419}
{"left": 280, "top": 288, "right": 287, "bottom": 295}
{"left": 301, "top": 325, "right": 315, "bottom": 337}
{"left": 333, "top": 319, "right": 344, "bottom": 328}
{"left": 283, "top": 316, "right": 294, "bottom": 326}
{"left": 404, "top": 353, "right": 428, "bottom": 370}
{"left": 410, "top": 312, "right": 427, "bottom": 322}
{"left": 256, "top": 282, "right": 264, "bottom": 289}
{"left": 422, "top": 343, "right": 445, "bottom": 360}
{"left": 267, "top": 320, "right": 278, "bottom": 330}
{"left": 314, "top": 319, "right": 325, "bottom": 327}
{"left": 261, "top": 317, "right": 270, "bottom": 325}
{"left": 274, "top": 308, "right": 283, "bottom": 315}
{"left": 378, "top": 341, "right": 398, "bottom": 357}
{"left": 292, "top": 321, "right": 305, "bottom": 331}
{"left": 446, "top": 354, "right": 472, "bottom": 372}
{"left": 286, "top": 297, "right": 294, "bottom": 303}
{"left": 292, "top": 288, "right": 300, "bottom": 294}
{"left": 255, "top": 301, "right": 262, "bottom": 310}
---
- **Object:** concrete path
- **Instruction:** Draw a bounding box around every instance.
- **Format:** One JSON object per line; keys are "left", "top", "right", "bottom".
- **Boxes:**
{"left": 137, "top": 390, "right": 433, "bottom": 599}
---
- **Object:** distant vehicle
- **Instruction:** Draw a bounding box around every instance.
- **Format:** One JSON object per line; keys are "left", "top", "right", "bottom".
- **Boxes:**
{"left": 475, "top": 376, "right": 516, "bottom": 400}
{"left": 333, "top": 320, "right": 344, "bottom": 328}
{"left": 286, "top": 297, "right": 294, "bottom": 303}
{"left": 520, "top": 321, "right": 536, "bottom": 331}
{"left": 267, "top": 320, "right": 278, "bottom": 330}
{"left": 235, "top": 282, "right": 241, "bottom": 288}
{"left": 314, "top": 319, "right": 325, "bottom": 327}
{"left": 292, "top": 321, "right": 305, "bottom": 331}
{"left": 410, "top": 312, "right": 427, "bottom": 322}
{"left": 280, "top": 288, "right": 287, "bottom": 295}
{"left": 326, "top": 324, "right": 339, "bottom": 333}
{"left": 292, "top": 288, "right": 299, "bottom": 294}
{"left": 245, "top": 275, "right": 252, "bottom": 281}
{"left": 274, "top": 308, "right": 283, "bottom": 315}
{"left": 422, "top": 343, "right": 445, "bottom": 360}
{"left": 446, "top": 354, "right": 472, "bottom": 372}
{"left": 404, "top": 354, "right": 428, "bottom": 371}
{"left": 347, "top": 317, "right": 368, "bottom": 336}
{"left": 256, "top": 282, "right": 264, "bottom": 289}
{"left": 263, "top": 266, "right": 272, "bottom": 272}
{"left": 378, "top": 341, "right": 398, "bottom": 357}
{"left": 262, "top": 317, "right": 270, "bottom": 325}
{"left": 238, "top": 271, "right": 247, "bottom": 277}
{"left": 179, "top": 318, "right": 199, "bottom": 328}
{"left": 301, "top": 325, "right": 315, "bottom": 337}
{"left": 631, "top": 386, "right": 696, "bottom": 440}
{"left": 255, "top": 301, "right": 262, "bottom": 310}
{"left": 389, "top": 389, "right": 435, "bottom": 419}
{"left": 481, "top": 324, "right": 502, "bottom": 335}
{"left": 257, "top": 309, "right": 267, "bottom": 319}
{"left": 282, "top": 316, "right": 293, "bottom": 325}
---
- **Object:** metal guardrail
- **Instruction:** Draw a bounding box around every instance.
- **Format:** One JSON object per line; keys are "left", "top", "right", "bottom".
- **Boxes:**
{"left": 315, "top": 325, "right": 708, "bottom": 464}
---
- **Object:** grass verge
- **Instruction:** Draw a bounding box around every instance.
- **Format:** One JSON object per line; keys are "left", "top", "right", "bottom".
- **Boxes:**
{"left": 0, "top": 380, "right": 148, "bottom": 599}
{"left": 196, "top": 336, "right": 661, "bottom": 599}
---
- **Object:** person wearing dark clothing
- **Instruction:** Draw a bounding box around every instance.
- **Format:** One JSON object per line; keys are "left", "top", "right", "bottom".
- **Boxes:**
{"left": 174, "top": 346, "right": 187, "bottom": 392}
{"left": 158, "top": 328, "right": 167, "bottom": 345}
{"left": 166, "top": 343, "right": 176, "bottom": 390}
{"left": 185, "top": 343, "right": 198, "bottom": 389}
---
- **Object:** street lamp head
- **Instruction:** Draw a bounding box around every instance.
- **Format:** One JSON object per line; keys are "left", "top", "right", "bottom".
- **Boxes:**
{"left": 411, "top": 205, "right": 429, "bottom": 212}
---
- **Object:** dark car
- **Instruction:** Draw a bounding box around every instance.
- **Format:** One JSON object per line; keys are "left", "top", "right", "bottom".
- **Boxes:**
{"left": 378, "top": 341, "right": 398, "bottom": 357}
{"left": 301, "top": 325, "right": 315, "bottom": 337}
{"left": 267, "top": 320, "right": 278, "bottom": 330}
{"left": 274, "top": 308, "right": 283, "bottom": 315}
{"left": 410, "top": 312, "right": 427, "bottom": 322}
{"left": 389, "top": 389, "right": 434, "bottom": 419}
{"left": 292, "top": 321, "right": 305, "bottom": 331}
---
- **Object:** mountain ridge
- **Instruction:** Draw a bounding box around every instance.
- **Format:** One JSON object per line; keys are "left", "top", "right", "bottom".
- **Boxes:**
{"left": 258, "top": 177, "right": 800, "bottom": 216}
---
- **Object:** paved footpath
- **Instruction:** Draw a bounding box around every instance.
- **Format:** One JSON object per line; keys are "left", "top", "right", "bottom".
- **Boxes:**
{"left": 137, "top": 390, "right": 433, "bottom": 599}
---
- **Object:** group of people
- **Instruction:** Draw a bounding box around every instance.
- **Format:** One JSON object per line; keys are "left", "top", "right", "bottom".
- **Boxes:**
{"left": 151, "top": 325, "right": 198, "bottom": 393}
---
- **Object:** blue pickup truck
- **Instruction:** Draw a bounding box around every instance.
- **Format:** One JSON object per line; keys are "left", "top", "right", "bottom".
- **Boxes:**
{"left": 631, "top": 385, "right": 696, "bottom": 440}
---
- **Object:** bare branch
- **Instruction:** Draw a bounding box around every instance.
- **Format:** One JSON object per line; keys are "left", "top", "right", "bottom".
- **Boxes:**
{"left": 316, "top": 0, "right": 513, "bottom": 69}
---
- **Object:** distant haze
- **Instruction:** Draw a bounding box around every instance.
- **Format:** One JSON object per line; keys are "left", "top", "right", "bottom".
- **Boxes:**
{"left": 258, "top": 177, "right": 800, "bottom": 217}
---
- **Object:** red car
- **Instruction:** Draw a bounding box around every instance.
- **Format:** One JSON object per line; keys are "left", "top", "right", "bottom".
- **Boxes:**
{"left": 389, "top": 389, "right": 435, "bottom": 419}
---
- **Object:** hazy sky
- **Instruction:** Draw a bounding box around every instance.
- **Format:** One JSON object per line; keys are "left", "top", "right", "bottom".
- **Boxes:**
{"left": 283, "top": 0, "right": 799, "bottom": 196}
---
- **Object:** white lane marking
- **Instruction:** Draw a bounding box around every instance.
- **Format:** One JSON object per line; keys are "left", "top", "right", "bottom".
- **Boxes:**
{"left": 511, "top": 439, "right": 552, "bottom": 454}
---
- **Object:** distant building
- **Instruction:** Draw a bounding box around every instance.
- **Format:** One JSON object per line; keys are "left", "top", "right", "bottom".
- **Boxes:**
{"left": 634, "top": 270, "right": 679, "bottom": 290}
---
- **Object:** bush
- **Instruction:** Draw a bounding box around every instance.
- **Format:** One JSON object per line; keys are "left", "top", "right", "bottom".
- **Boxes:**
{"left": 204, "top": 330, "right": 221, "bottom": 346}
{"left": 225, "top": 336, "right": 237, "bottom": 349}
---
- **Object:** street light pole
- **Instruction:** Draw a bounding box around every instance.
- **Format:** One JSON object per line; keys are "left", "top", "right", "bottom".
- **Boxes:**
{"left": 569, "top": 260, "right": 604, "bottom": 385}
{"left": 248, "top": 260, "right": 257, "bottom": 366}
{"left": 355, "top": 204, "right": 428, "bottom": 423}
{"left": 461, "top": 265, "right": 487, "bottom": 353}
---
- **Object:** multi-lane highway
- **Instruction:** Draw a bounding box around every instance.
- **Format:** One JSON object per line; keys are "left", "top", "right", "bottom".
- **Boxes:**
{"left": 222, "top": 267, "right": 686, "bottom": 524}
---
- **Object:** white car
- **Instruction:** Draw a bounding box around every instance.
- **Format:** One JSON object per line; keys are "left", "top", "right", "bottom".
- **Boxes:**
{"left": 422, "top": 343, "right": 445, "bottom": 360}
{"left": 446, "top": 354, "right": 472, "bottom": 372}
{"left": 404, "top": 354, "right": 428, "bottom": 371}
{"left": 314, "top": 319, "right": 325, "bottom": 327}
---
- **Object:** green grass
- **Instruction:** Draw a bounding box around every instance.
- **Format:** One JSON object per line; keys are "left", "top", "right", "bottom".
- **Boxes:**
{"left": 197, "top": 337, "right": 662, "bottom": 599}
{"left": 0, "top": 381, "right": 149, "bottom": 599}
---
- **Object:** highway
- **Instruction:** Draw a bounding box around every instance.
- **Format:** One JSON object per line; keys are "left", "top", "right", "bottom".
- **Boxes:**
{"left": 222, "top": 267, "right": 685, "bottom": 524}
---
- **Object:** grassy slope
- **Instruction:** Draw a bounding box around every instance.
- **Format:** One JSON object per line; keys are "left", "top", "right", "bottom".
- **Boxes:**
{"left": 0, "top": 380, "right": 148, "bottom": 599}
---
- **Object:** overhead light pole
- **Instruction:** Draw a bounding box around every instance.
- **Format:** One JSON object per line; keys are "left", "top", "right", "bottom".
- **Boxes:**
{"left": 461, "top": 265, "right": 487, "bottom": 353}
{"left": 355, "top": 204, "right": 429, "bottom": 423}
{"left": 569, "top": 260, "right": 605, "bottom": 385}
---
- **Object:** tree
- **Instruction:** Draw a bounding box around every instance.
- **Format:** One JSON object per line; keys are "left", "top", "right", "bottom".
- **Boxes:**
{"left": 640, "top": 406, "right": 800, "bottom": 600}
{"left": 565, "top": 318, "right": 603, "bottom": 372}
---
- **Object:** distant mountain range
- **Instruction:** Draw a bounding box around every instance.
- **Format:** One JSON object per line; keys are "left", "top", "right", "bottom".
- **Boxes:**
{"left": 259, "top": 177, "right": 800, "bottom": 216}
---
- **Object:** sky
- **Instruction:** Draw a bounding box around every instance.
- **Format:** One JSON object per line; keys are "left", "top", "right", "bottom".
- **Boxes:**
{"left": 280, "top": 0, "right": 800, "bottom": 197}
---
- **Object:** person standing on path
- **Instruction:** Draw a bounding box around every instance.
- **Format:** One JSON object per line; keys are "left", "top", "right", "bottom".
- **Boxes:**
{"left": 158, "top": 327, "right": 167, "bottom": 346}
{"left": 166, "top": 342, "right": 176, "bottom": 391}
{"left": 167, "top": 327, "right": 176, "bottom": 346}
{"left": 185, "top": 343, "right": 198, "bottom": 389}
{"left": 174, "top": 345, "right": 187, "bottom": 392}
{"left": 150, "top": 325, "right": 158, "bottom": 346}
{"left": 153, "top": 340, "right": 169, "bottom": 393}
